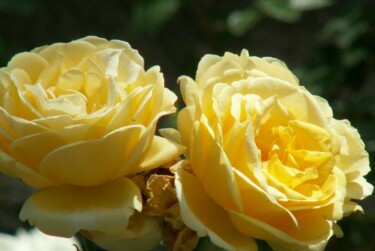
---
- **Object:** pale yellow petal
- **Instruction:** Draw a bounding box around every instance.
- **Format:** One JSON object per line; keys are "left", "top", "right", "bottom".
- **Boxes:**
{"left": 81, "top": 36, "right": 111, "bottom": 47}
{"left": 190, "top": 120, "right": 242, "bottom": 211}
{"left": 158, "top": 87, "right": 178, "bottom": 115}
{"left": 19, "top": 178, "right": 142, "bottom": 237}
{"left": 332, "top": 119, "right": 373, "bottom": 200}
{"left": 0, "top": 151, "right": 54, "bottom": 188}
{"left": 87, "top": 214, "right": 162, "bottom": 251}
{"left": 198, "top": 56, "right": 243, "bottom": 87}
{"left": 247, "top": 78, "right": 327, "bottom": 127}
{"left": 9, "top": 132, "right": 66, "bottom": 170}
{"left": 8, "top": 52, "right": 49, "bottom": 83}
{"left": 35, "top": 43, "right": 64, "bottom": 63}
{"left": 106, "top": 85, "right": 153, "bottom": 131}
{"left": 139, "top": 136, "right": 185, "bottom": 170}
{"left": 9, "top": 123, "right": 106, "bottom": 170}
{"left": 159, "top": 128, "right": 182, "bottom": 145}
{"left": 233, "top": 168, "right": 299, "bottom": 228}
{"left": 59, "top": 40, "right": 96, "bottom": 68}
{"left": 289, "top": 120, "right": 331, "bottom": 152}
{"left": 0, "top": 107, "right": 46, "bottom": 141}
{"left": 37, "top": 58, "right": 62, "bottom": 88}
{"left": 314, "top": 96, "right": 333, "bottom": 119}
{"left": 195, "top": 54, "right": 221, "bottom": 81}
{"left": 222, "top": 122, "right": 248, "bottom": 168}
{"left": 175, "top": 165, "right": 257, "bottom": 251}
{"left": 250, "top": 56, "right": 299, "bottom": 85}
{"left": 96, "top": 48, "right": 143, "bottom": 81}
{"left": 229, "top": 211, "right": 332, "bottom": 250}
{"left": 56, "top": 68, "right": 85, "bottom": 91}
{"left": 177, "top": 106, "right": 196, "bottom": 151}
{"left": 346, "top": 177, "right": 374, "bottom": 200}
{"left": 178, "top": 76, "right": 200, "bottom": 107}
{"left": 40, "top": 126, "right": 146, "bottom": 186}
{"left": 333, "top": 119, "right": 370, "bottom": 174}
{"left": 6, "top": 70, "right": 43, "bottom": 119}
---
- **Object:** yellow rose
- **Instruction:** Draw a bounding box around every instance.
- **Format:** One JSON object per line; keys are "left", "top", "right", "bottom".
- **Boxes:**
{"left": 0, "top": 36, "right": 184, "bottom": 250}
{"left": 165, "top": 50, "right": 373, "bottom": 250}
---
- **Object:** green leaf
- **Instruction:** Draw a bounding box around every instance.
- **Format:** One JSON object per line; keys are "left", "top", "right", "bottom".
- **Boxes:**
{"left": 227, "top": 8, "right": 263, "bottom": 36}
{"left": 256, "top": 0, "right": 301, "bottom": 23}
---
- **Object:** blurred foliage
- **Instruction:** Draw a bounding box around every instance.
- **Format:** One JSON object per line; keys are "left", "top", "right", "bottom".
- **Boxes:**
{"left": 0, "top": 0, "right": 374, "bottom": 250}
{"left": 130, "top": 0, "right": 180, "bottom": 36}
{"left": 227, "top": 0, "right": 333, "bottom": 36}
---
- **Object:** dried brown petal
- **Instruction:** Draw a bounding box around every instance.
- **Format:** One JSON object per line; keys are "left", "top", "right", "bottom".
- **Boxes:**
{"left": 164, "top": 203, "right": 184, "bottom": 230}
{"left": 172, "top": 227, "right": 199, "bottom": 251}
{"left": 144, "top": 174, "right": 177, "bottom": 216}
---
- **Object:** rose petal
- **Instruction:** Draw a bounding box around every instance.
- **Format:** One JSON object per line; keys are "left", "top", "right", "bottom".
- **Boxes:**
{"left": 0, "top": 151, "right": 53, "bottom": 188}
{"left": 233, "top": 168, "right": 299, "bottom": 228}
{"left": 198, "top": 56, "right": 243, "bottom": 88}
{"left": 195, "top": 54, "right": 221, "bottom": 81}
{"left": 37, "top": 58, "right": 61, "bottom": 88}
{"left": 191, "top": 119, "right": 242, "bottom": 211}
{"left": 289, "top": 120, "right": 331, "bottom": 152}
{"left": 156, "top": 86, "right": 178, "bottom": 116}
{"left": 177, "top": 106, "right": 196, "bottom": 151}
{"left": 19, "top": 177, "right": 142, "bottom": 237}
{"left": 333, "top": 119, "right": 370, "bottom": 174}
{"left": 8, "top": 52, "right": 49, "bottom": 83}
{"left": 0, "top": 107, "right": 46, "bottom": 141}
{"left": 179, "top": 76, "right": 200, "bottom": 107}
{"left": 347, "top": 177, "right": 374, "bottom": 200}
{"left": 59, "top": 40, "right": 96, "bottom": 68}
{"left": 222, "top": 121, "right": 249, "bottom": 168}
{"left": 81, "top": 36, "right": 116, "bottom": 48}
{"left": 250, "top": 55, "right": 299, "bottom": 86}
{"left": 40, "top": 125, "right": 146, "bottom": 186}
{"left": 175, "top": 164, "right": 257, "bottom": 251}
{"left": 95, "top": 48, "right": 143, "bottom": 81}
{"left": 107, "top": 84, "right": 154, "bottom": 131}
{"left": 9, "top": 123, "right": 106, "bottom": 170}
{"left": 229, "top": 210, "right": 332, "bottom": 249}
{"left": 332, "top": 119, "right": 373, "bottom": 201}
{"left": 86, "top": 214, "right": 162, "bottom": 251}
{"left": 159, "top": 128, "right": 182, "bottom": 145}
{"left": 248, "top": 78, "right": 327, "bottom": 127}
{"left": 139, "top": 136, "right": 185, "bottom": 171}
{"left": 56, "top": 69, "right": 85, "bottom": 91}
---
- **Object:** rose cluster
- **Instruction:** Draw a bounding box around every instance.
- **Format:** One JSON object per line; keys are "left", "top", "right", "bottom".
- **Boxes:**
{"left": 0, "top": 37, "right": 372, "bottom": 251}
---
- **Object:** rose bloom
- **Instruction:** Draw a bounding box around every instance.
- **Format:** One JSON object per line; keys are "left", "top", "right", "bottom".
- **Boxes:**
{"left": 163, "top": 50, "right": 373, "bottom": 250}
{"left": 0, "top": 36, "right": 183, "bottom": 250}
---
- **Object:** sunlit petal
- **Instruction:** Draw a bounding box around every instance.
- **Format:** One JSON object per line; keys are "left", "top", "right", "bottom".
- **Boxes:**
{"left": 20, "top": 178, "right": 142, "bottom": 237}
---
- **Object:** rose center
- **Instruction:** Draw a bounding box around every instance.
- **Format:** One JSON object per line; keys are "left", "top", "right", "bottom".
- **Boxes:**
{"left": 256, "top": 120, "right": 335, "bottom": 192}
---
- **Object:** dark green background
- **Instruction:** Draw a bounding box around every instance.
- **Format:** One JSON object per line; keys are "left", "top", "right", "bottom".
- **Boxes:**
{"left": 0, "top": 0, "right": 374, "bottom": 250}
